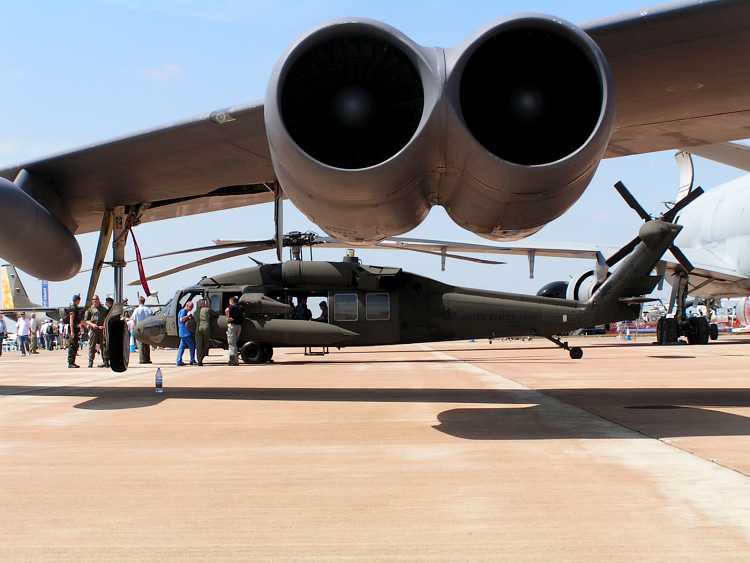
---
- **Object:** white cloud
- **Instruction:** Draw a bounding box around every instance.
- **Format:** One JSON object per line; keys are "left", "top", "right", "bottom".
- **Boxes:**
{"left": 144, "top": 63, "right": 185, "bottom": 82}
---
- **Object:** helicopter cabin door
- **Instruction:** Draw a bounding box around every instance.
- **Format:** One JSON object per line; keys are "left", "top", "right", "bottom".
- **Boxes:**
{"left": 329, "top": 290, "right": 399, "bottom": 345}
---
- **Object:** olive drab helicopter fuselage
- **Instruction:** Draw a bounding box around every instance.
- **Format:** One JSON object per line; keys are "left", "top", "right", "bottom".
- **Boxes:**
{"left": 135, "top": 206, "right": 688, "bottom": 366}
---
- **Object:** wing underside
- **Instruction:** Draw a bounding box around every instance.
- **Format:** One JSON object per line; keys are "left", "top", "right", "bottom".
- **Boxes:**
{"left": 1, "top": 2, "right": 750, "bottom": 236}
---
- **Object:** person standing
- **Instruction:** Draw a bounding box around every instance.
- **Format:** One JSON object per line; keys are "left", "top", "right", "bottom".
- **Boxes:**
{"left": 176, "top": 301, "right": 196, "bottom": 366}
{"left": 29, "top": 314, "right": 39, "bottom": 354}
{"left": 225, "top": 296, "right": 243, "bottom": 366}
{"left": 16, "top": 313, "right": 30, "bottom": 356}
{"left": 0, "top": 313, "right": 6, "bottom": 357}
{"left": 67, "top": 294, "right": 84, "bottom": 368}
{"left": 195, "top": 298, "right": 213, "bottom": 367}
{"left": 131, "top": 296, "right": 153, "bottom": 364}
{"left": 84, "top": 295, "right": 109, "bottom": 368}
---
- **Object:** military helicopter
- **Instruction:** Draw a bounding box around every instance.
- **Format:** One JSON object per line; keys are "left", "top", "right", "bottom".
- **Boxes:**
{"left": 129, "top": 183, "right": 702, "bottom": 368}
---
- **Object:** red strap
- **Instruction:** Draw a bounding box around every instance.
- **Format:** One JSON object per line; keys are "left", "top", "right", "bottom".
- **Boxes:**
{"left": 130, "top": 228, "right": 152, "bottom": 297}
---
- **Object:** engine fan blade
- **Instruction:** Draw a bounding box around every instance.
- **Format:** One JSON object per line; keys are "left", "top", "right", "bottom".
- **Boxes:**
{"left": 127, "top": 242, "right": 274, "bottom": 285}
{"left": 669, "top": 244, "right": 694, "bottom": 272}
{"left": 662, "top": 186, "right": 704, "bottom": 223}
{"left": 614, "top": 181, "right": 651, "bottom": 222}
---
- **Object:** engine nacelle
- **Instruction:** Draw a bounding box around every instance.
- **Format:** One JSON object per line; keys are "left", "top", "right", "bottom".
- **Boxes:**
{"left": 536, "top": 280, "right": 568, "bottom": 299}
{"left": 565, "top": 270, "right": 602, "bottom": 302}
{"left": 441, "top": 15, "right": 615, "bottom": 240}
{"left": 0, "top": 177, "right": 81, "bottom": 281}
{"left": 265, "top": 16, "right": 615, "bottom": 243}
{"left": 265, "top": 20, "right": 442, "bottom": 243}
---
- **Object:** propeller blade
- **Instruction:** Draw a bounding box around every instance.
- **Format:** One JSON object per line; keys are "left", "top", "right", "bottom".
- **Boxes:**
{"left": 614, "top": 181, "right": 651, "bottom": 222}
{"left": 662, "top": 186, "right": 704, "bottom": 222}
{"left": 669, "top": 244, "right": 694, "bottom": 272}
{"left": 127, "top": 242, "right": 274, "bottom": 285}
{"left": 605, "top": 236, "right": 640, "bottom": 267}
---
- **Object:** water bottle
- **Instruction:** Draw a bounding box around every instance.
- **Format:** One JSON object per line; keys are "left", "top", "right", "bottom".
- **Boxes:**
{"left": 155, "top": 368, "right": 164, "bottom": 394}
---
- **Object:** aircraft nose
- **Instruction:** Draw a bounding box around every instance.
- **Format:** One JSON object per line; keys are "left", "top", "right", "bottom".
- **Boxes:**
{"left": 136, "top": 316, "right": 166, "bottom": 346}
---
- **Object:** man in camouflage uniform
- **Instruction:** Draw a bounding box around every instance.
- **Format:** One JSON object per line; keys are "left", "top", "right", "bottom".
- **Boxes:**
{"left": 67, "top": 294, "right": 84, "bottom": 369}
{"left": 85, "top": 294, "right": 110, "bottom": 368}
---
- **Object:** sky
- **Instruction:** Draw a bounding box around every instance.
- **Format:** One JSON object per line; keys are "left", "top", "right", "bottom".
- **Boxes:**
{"left": 0, "top": 0, "right": 745, "bottom": 309}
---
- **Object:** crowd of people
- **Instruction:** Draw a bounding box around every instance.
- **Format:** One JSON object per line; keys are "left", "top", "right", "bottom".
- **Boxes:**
{"left": 0, "top": 310, "right": 89, "bottom": 358}
{"left": 0, "top": 294, "right": 155, "bottom": 370}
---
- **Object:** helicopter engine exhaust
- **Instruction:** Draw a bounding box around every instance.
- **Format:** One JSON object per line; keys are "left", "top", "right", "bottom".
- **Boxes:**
{"left": 265, "top": 16, "right": 614, "bottom": 243}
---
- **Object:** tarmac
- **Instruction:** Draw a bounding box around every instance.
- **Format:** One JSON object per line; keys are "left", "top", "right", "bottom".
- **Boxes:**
{"left": 2, "top": 335, "right": 750, "bottom": 561}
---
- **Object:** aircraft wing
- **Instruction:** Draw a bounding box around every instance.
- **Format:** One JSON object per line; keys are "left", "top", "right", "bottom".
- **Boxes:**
{"left": 586, "top": 0, "right": 750, "bottom": 157}
{"left": 687, "top": 142, "right": 750, "bottom": 172}
{"left": 2, "top": 1, "right": 750, "bottom": 237}
{"left": 0, "top": 104, "right": 276, "bottom": 235}
{"left": 663, "top": 259, "right": 750, "bottom": 299}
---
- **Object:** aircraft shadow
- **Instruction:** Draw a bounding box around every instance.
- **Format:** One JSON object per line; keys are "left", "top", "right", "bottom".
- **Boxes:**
{"left": 4, "top": 385, "right": 750, "bottom": 440}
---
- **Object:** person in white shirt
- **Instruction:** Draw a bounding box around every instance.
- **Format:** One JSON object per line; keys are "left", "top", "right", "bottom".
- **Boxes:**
{"left": 0, "top": 313, "right": 6, "bottom": 357}
{"left": 16, "top": 313, "right": 31, "bottom": 356}
{"left": 131, "top": 296, "right": 153, "bottom": 364}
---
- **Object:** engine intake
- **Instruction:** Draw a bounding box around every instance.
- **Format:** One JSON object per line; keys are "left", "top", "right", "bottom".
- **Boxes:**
{"left": 279, "top": 28, "right": 425, "bottom": 170}
{"left": 459, "top": 24, "right": 604, "bottom": 166}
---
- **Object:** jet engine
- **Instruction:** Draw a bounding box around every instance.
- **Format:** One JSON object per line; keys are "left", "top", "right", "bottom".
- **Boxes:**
{"left": 265, "top": 20, "right": 441, "bottom": 243}
{"left": 564, "top": 270, "right": 602, "bottom": 302}
{"left": 442, "top": 15, "right": 615, "bottom": 240}
{"left": 0, "top": 177, "right": 82, "bottom": 281}
{"left": 265, "top": 16, "right": 615, "bottom": 243}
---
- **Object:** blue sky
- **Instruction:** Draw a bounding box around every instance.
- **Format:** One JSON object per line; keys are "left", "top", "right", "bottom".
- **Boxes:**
{"left": 0, "top": 0, "right": 744, "bottom": 307}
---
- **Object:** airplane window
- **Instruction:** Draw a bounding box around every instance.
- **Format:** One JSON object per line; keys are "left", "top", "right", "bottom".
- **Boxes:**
{"left": 366, "top": 293, "right": 390, "bottom": 321}
{"left": 334, "top": 293, "right": 358, "bottom": 322}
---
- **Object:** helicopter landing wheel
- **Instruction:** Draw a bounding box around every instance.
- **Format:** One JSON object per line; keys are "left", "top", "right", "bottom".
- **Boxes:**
{"left": 107, "top": 316, "right": 130, "bottom": 373}
{"left": 240, "top": 341, "right": 265, "bottom": 364}
{"left": 569, "top": 347, "right": 583, "bottom": 360}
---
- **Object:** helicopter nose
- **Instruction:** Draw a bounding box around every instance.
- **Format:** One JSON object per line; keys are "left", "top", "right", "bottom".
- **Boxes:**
{"left": 136, "top": 316, "right": 167, "bottom": 346}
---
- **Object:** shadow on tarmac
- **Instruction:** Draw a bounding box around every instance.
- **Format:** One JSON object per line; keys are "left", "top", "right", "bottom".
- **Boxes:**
{"left": 4, "top": 385, "right": 750, "bottom": 440}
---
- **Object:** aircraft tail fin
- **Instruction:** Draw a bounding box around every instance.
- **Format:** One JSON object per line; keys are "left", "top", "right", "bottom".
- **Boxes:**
{"left": 1, "top": 264, "right": 38, "bottom": 311}
{"left": 587, "top": 220, "right": 681, "bottom": 316}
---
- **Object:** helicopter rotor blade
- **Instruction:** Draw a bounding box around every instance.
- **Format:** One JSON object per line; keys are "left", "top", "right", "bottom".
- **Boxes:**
{"left": 127, "top": 242, "right": 274, "bottom": 285}
{"left": 614, "top": 181, "right": 652, "bottom": 222}
{"left": 395, "top": 246, "right": 506, "bottom": 265}
{"left": 662, "top": 186, "right": 704, "bottom": 222}
{"left": 604, "top": 236, "right": 640, "bottom": 268}
{"left": 669, "top": 244, "right": 695, "bottom": 272}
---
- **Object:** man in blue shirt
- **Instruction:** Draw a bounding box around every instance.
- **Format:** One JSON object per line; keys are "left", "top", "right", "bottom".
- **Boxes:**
{"left": 176, "top": 301, "right": 196, "bottom": 366}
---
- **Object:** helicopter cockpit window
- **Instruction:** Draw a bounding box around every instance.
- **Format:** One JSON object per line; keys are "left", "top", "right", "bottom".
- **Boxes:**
{"left": 334, "top": 293, "right": 358, "bottom": 322}
{"left": 210, "top": 294, "right": 222, "bottom": 313}
{"left": 366, "top": 293, "right": 390, "bottom": 321}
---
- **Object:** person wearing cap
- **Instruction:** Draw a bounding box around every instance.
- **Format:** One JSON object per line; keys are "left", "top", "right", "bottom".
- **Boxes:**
{"left": 67, "top": 294, "right": 84, "bottom": 368}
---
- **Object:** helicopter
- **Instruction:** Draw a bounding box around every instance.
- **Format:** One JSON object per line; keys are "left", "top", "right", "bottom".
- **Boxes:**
{"left": 129, "top": 182, "right": 702, "bottom": 369}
